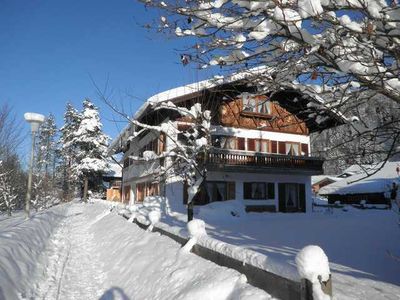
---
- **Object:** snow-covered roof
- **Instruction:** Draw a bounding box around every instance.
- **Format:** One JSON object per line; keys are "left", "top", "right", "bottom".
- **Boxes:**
{"left": 108, "top": 66, "right": 346, "bottom": 155}
{"left": 319, "top": 157, "right": 400, "bottom": 195}
{"left": 311, "top": 175, "right": 342, "bottom": 185}
{"left": 337, "top": 164, "right": 375, "bottom": 178}
{"left": 104, "top": 160, "right": 122, "bottom": 178}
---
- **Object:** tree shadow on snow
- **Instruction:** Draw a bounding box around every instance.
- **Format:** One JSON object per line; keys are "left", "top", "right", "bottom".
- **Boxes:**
{"left": 99, "top": 287, "right": 130, "bottom": 300}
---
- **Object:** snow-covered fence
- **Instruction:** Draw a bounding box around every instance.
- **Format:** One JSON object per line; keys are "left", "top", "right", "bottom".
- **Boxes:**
{"left": 121, "top": 212, "right": 332, "bottom": 300}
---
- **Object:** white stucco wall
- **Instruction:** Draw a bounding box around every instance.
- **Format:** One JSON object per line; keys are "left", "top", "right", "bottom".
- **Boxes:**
{"left": 159, "top": 171, "right": 312, "bottom": 213}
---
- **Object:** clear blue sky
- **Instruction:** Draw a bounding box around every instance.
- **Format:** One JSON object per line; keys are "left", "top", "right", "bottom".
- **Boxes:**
{"left": 0, "top": 0, "right": 216, "bottom": 161}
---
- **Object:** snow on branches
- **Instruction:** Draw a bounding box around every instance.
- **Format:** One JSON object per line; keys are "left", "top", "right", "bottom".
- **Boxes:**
{"left": 0, "top": 163, "right": 18, "bottom": 216}
{"left": 129, "top": 102, "right": 211, "bottom": 208}
{"left": 140, "top": 0, "right": 400, "bottom": 105}
{"left": 70, "top": 99, "right": 110, "bottom": 179}
{"left": 140, "top": 0, "right": 400, "bottom": 163}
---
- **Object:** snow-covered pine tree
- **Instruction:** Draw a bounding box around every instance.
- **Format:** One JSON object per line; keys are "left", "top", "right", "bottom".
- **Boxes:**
{"left": 71, "top": 99, "right": 109, "bottom": 202}
{"left": 60, "top": 103, "right": 82, "bottom": 201}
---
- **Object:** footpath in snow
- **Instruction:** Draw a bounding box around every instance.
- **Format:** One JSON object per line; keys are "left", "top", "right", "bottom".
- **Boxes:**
{"left": 0, "top": 201, "right": 270, "bottom": 300}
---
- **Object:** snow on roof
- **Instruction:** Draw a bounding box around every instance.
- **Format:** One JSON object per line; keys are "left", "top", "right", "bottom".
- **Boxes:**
{"left": 104, "top": 160, "right": 122, "bottom": 178}
{"left": 311, "top": 175, "right": 342, "bottom": 185}
{"left": 338, "top": 164, "right": 375, "bottom": 177}
{"left": 108, "top": 66, "right": 345, "bottom": 155}
{"left": 109, "top": 67, "right": 270, "bottom": 154}
{"left": 319, "top": 157, "right": 400, "bottom": 195}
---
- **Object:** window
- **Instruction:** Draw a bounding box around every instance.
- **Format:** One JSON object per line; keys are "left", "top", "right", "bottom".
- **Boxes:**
{"left": 244, "top": 182, "right": 275, "bottom": 200}
{"left": 301, "top": 143, "right": 309, "bottom": 156}
{"left": 123, "top": 157, "right": 130, "bottom": 168}
{"left": 139, "top": 137, "right": 162, "bottom": 157}
{"left": 285, "top": 142, "right": 300, "bottom": 155}
{"left": 205, "top": 181, "right": 235, "bottom": 202}
{"left": 247, "top": 139, "right": 269, "bottom": 153}
{"left": 136, "top": 182, "right": 159, "bottom": 203}
{"left": 242, "top": 95, "right": 271, "bottom": 115}
{"left": 212, "top": 135, "right": 236, "bottom": 150}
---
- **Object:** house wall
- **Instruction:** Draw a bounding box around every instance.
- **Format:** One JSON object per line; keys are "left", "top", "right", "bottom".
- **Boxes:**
{"left": 120, "top": 94, "right": 315, "bottom": 210}
{"left": 212, "top": 125, "right": 310, "bottom": 153}
{"left": 162, "top": 172, "right": 312, "bottom": 213}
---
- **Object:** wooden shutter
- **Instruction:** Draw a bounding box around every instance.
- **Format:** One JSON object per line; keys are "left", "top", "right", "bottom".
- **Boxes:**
{"left": 278, "top": 183, "right": 286, "bottom": 212}
{"left": 237, "top": 138, "right": 245, "bottom": 150}
{"left": 271, "top": 140, "right": 277, "bottom": 154}
{"left": 227, "top": 182, "right": 236, "bottom": 200}
{"left": 267, "top": 183, "right": 275, "bottom": 199}
{"left": 299, "top": 184, "right": 306, "bottom": 212}
{"left": 247, "top": 139, "right": 255, "bottom": 151}
{"left": 278, "top": 142, "right": 286, "bottom": 154}
{"left": 301, "top": 143, "right": 309, "bottom": 156}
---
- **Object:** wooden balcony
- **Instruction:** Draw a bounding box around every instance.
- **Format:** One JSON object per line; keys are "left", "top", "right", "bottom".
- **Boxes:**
{"left": 204, "top": 149, "right": 324, "bottom": 175}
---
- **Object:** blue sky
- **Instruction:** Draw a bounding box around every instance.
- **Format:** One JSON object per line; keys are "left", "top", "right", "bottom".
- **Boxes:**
{"left": 0, "top": 0, "right": 216, "bottom": 161}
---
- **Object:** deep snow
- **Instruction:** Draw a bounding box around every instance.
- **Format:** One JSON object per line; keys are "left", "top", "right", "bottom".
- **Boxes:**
{"left": 157, "top": 202, "right": 400, "bottom": 300}
{"left": 202, "top": 208, "right": 400, "bottom": 299}
{"left": 0, "top": 201, "right": 271, "bottom": 299}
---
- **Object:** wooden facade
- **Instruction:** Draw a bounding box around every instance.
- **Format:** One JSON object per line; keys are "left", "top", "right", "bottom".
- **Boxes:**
{"left": 218, "top": 95, "right": 308, "bottom": 135}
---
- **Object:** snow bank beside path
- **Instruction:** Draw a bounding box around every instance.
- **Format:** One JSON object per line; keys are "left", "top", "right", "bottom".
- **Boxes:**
{"left": 0, "top": 204, "right": 67, "bottom": 299}
{"left": 90, "top": 203, "right": 272, "bottom": 299}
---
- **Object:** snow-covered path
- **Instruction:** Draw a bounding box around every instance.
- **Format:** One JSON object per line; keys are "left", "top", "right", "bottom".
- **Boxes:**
{"left": 15, "top": 201, "right": 269, "bottom": 300}
{"left": 35, "top": 203, "right": 107, "bottom": 299}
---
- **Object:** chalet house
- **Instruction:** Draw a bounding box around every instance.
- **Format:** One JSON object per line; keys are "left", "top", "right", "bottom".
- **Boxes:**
{"left": 109, "top": 72, "right": 344, "bottom": 213}
{"left": 312, "top": 176, "right": 342, "bottom": 194}
{"left": 319, "top": 157, "right": 400, "bottom": 205}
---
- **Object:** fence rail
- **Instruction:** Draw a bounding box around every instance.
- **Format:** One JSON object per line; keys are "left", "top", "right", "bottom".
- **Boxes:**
{"left": 121, "top": 213, "right": 331, "bottom": 300}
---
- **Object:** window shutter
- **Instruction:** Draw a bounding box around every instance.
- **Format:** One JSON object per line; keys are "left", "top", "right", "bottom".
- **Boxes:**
{"left": 299, "top": 184, "right": 306, "bottom": 212}
{"left": 278, "top": 183, "right": 286, "bottom": 212}
{"left": 278, "top": 142, "right": 286, "bottom": 154}
{"left": 301, "top": 143, "right": 309, "bottom": 156}
{"left": 227, "top": 182, "right": 236, "bottom": 200}
{"left": 267, "top": 183, "right": 275, "bottom": 199}
{"left": 237, "top": 137, "right": 245, "bottom": 150}
{"left": 271, "top": 140, "right": 277, "bottom": 153}
{"left": 247, "top": 139, "right": 256, "bottom": 151}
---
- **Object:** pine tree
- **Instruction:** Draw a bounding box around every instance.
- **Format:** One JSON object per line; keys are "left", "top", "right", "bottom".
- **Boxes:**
{"left": 32, "top": 114, "right": 59, "bottom": 210}
{"left": 71, "top": 99, "right": 109, "bottom": 202}
{"left": 60, "top": 103, "right": 82, "bottom": 201}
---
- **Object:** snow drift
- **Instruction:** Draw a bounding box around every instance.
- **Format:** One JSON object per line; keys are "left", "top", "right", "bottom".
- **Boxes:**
{"left": 0, "top": 205, "right": 67, "bottom": 299}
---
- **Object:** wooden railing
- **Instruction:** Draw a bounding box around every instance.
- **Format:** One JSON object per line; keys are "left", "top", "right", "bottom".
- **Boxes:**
{"left": 205, "top": 148, "right": 324, "bottom": 171}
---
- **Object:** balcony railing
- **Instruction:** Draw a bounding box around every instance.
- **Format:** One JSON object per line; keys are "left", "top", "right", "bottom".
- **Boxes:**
{"left": 204, "top": 148, "right": 324, "bottom": 173}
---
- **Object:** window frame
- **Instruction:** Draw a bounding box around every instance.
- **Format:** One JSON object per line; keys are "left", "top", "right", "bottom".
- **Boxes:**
{"left": 241, "top": 96, "right": 273, "bottom": 118}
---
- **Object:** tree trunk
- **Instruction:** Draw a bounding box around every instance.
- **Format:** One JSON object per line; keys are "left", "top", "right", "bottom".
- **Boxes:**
{"left": 83, "top": 176, "right": 89, "bottom": 203}
{"left": 187, "top": 200, "right": 193, "bottom": 222}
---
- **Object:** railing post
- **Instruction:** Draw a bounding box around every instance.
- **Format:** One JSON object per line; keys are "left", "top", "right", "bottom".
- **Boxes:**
{"left": 297, "top": 245, "right": 332, "bottom": 300}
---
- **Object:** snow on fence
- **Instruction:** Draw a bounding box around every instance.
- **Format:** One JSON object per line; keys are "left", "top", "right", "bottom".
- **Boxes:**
{"left": 120, "top": 212, "right": 333, "bottom": 300}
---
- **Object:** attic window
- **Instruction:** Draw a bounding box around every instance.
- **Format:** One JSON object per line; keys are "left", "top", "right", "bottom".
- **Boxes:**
{"left": 242, "top": 94, "right": 272, "bottom": 117}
